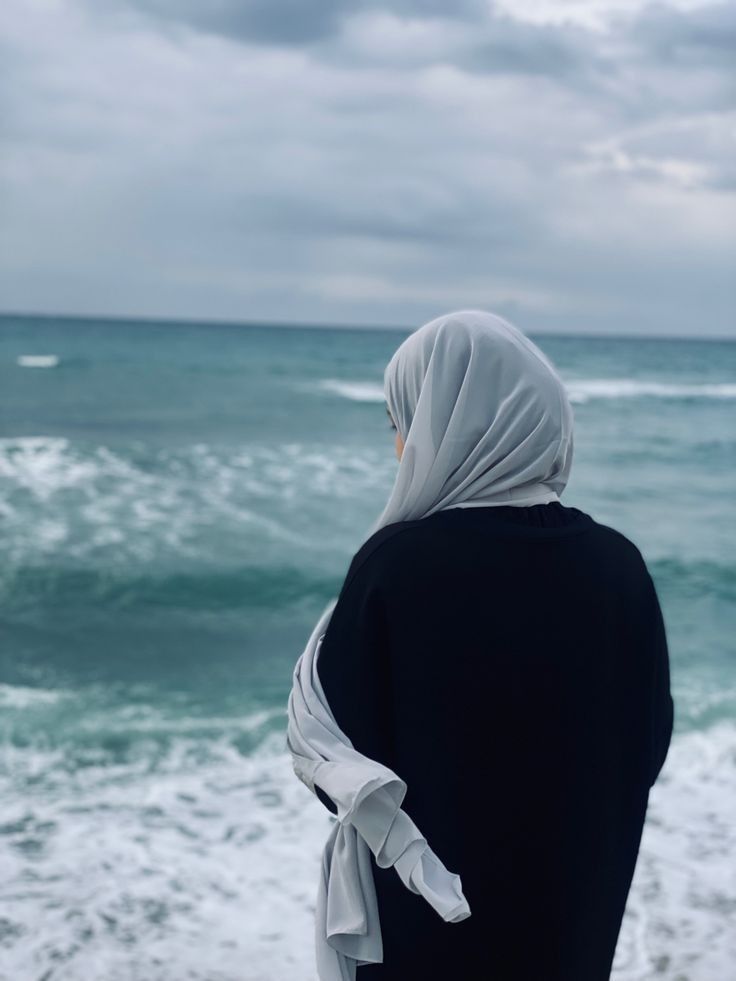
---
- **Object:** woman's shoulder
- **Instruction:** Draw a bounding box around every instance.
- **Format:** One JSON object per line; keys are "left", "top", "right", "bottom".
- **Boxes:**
{"left": 584, "top": 516, "right": 649, "bottom": 564}
{"left": 340, "top": 518, "right": 429, "bottom": 597}
{"left": 338, "top": 508, "right": 651, "bottom": 600}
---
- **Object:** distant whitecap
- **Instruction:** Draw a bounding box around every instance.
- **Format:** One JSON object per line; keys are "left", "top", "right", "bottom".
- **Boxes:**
{"left": 17, "top": 354, "right": 59, "bottom": 368}
{"left": 567, "top": 378, "right": 736, "bottom": 403}
{"left": 316, "top": 379, "right": 385, "bottom": 402}
{"left": 314, "top": 376, "right": 736, "bottom": 405}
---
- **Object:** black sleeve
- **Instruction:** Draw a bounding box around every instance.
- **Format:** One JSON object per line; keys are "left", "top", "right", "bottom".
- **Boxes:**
{"left": 311, "top": 559, "right": 394, "bottom": 816}
{"left": 643, "top": 567, "right": 675, "bottom": 788}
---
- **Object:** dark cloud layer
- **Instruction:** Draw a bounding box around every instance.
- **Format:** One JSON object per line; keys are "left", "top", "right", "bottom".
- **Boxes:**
{"left": 631, "top": 0, "right": 736, "bottom": 68}
{"left": 115, "top": 0, "right": 487, "bottom": 46}
{"left": 120, "top": 0, "right": 348, "bottom": 45}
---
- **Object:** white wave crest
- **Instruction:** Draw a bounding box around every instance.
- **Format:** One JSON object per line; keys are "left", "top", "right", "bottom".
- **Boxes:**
{"left": 17, "top": 354, "right": 59, "bottom": 367}
{"left": 0, "top": 436, "right": 393, "bottom": 565}
{"left": 314, "top": 376, "right": 736, "bottom": 405}
{"left": 316, "top": 379, "right": 386, "bottom": 402}
{"left": 0, "top": 684, "right": 71, "bottom": 709}
{"left": 567, "top": 379, "right": 736, "bottom": 404}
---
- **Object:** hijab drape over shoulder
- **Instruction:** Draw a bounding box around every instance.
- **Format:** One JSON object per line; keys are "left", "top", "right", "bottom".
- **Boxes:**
{"left": 286, "top": 310, "right": 576, "bottom": 980}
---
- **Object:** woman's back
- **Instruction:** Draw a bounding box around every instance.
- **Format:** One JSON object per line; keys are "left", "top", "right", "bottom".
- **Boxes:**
{"left": 315, "top": 502, "right": 674, "bottom": 980}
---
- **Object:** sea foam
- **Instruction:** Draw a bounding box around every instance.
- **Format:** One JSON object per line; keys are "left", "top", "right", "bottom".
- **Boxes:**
{"left": 0, "top": 436, "right": 394, "bottom": 567}
{"left": 0, "top": 714, "right": 733, "bottom": 981}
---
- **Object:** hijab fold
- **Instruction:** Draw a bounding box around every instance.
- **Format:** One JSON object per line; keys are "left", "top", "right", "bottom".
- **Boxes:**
{"left": 286, "top": 310, "right": 575, "bottom": 979}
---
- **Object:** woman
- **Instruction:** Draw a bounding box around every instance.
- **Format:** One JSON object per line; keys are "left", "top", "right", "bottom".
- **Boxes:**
{"left": 288, "top": 309, "right": 674, "bottom": 980}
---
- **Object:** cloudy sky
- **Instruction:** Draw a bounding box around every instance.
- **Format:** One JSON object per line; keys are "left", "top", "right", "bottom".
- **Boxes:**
{"left": 1, "top": 0, "right": 734, "bottom": 336}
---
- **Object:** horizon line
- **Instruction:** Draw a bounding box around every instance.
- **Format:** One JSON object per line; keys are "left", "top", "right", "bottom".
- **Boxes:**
{"left": 0, "top": 308, "right": 733, "bottom": 343}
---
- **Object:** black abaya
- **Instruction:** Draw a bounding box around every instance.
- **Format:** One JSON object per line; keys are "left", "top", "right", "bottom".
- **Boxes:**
{"left": 313, "top": 502, "right": 674, "bottom": 980}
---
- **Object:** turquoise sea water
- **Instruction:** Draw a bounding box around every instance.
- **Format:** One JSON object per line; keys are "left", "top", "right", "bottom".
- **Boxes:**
{"left": 1, "top": 313, "right": 734, "bottom": 980}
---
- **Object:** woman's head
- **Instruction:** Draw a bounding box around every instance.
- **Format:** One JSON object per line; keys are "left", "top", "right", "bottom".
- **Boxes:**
{"left": 377, "top": 309, "right": 574, "bottom": 525}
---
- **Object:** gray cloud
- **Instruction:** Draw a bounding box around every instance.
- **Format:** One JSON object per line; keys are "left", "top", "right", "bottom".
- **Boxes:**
{"left": 0, "top": 0, "right": 734, "bottom": 336}
{"left": 115, "top": 0, "right": 349, "bottom": 45}
{"left": 628, "top": 0, "right": 736, "bottom": 68}
{"left": 109, "top": 0, "right": 736, "bottom": 87}
{"left": 109, "top": 0, "right": 487, "bottom": 46}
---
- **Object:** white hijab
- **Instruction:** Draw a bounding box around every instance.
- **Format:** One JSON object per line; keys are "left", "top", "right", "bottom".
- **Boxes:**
{"left": 286, "top": 310, "right": 574, "bottom": 980}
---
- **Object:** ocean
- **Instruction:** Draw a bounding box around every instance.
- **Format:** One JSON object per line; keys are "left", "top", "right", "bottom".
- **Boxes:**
{"left": 1, "top": 313, "right": 734, "bottom": 980}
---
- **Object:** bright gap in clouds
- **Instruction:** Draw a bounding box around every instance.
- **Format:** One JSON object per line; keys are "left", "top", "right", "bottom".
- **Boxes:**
{"left": 493, "top": 0, "right": 720, "bottom": 30}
